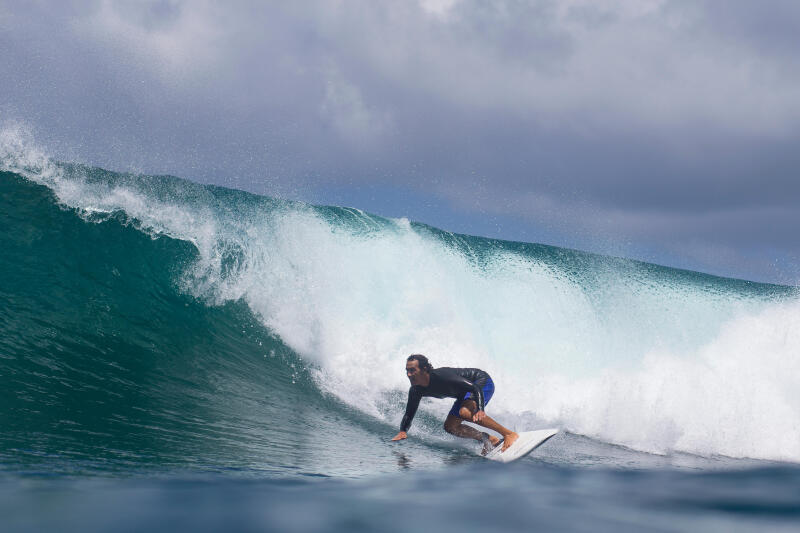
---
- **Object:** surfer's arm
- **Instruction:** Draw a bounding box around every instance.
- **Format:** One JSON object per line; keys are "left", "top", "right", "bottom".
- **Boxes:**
{"left": 399, "top": 388, "right": 422, "bottom": 433}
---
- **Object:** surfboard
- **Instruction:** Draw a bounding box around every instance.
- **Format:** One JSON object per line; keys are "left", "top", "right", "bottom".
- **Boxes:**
{"left": 484, "top": 428, "right": 558, "bottom": 463}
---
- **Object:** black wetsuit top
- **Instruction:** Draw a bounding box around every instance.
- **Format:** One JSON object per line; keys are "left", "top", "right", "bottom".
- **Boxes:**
{"left": 400, "top": 367, "right": 491, "bottom": 433}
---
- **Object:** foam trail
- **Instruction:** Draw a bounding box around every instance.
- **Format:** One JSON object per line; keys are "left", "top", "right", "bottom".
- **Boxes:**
{"left": 511, "top": 301, "right": 800, "bottom": 460}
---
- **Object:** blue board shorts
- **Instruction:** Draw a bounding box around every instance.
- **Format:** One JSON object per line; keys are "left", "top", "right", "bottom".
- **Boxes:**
{"left": 448, "top": 378, "right": 494, "bottom": 417}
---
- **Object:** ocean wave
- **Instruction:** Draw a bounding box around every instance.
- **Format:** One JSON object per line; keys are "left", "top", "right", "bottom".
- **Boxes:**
{"left": 2, "top": 128, "right": 798, "bottom": 465}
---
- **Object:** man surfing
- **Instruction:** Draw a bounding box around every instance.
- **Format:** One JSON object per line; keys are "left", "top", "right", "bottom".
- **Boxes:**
{"left": 391, "top": 354, "right": 519, "bottom": 454}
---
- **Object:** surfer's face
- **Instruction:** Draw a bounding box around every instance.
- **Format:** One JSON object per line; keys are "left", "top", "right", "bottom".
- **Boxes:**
{"left": 406, "top": 360, "right": 427, "bottom": 386}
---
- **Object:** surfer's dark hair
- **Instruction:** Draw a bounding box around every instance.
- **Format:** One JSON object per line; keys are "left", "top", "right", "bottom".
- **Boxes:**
{"left": 407, "top": 354, "right": 433, "bottom": 373}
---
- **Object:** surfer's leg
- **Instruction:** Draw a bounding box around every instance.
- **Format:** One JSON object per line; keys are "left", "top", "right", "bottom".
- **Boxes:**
{"left": 443, "top": 414, "right": 483, "bottom": 441}
{"left": 459, "top": 400, "right": 518, "bottom": 452}
{"left": 446, "top": 398, "right": 484, "bottom": 441}
{"left": 457, "top": 403, "right": 501, "bottom": 448}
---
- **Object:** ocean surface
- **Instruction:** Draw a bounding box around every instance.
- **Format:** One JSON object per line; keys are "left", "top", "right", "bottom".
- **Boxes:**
{"left": 2, "top": 131, "right": 800, "bottom": 532}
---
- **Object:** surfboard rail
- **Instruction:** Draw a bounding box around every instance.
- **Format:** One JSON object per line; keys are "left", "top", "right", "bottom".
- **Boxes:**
{"left": 484, "top": 428, "right": 558, "bottom": 463}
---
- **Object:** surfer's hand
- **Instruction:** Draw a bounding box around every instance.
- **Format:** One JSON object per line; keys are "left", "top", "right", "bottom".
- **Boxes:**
{"left": 472, "top": 410, "right": 486, "bottom": 423}
{"left": 391, "top": 431, "right": 407, "bottom": 441}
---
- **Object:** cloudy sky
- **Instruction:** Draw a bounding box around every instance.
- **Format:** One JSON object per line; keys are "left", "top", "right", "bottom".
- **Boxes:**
{"left": 2, "top": 0, "right": 799, "bottom": 283}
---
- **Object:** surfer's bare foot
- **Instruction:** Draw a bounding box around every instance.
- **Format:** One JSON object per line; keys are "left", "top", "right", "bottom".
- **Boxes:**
{"left": 501, "top": 432, "right": 519, "bottom": 452}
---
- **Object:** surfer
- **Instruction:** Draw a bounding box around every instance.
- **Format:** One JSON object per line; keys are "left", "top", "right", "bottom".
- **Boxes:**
{"left": 391, "top": 354, "right": 519, "bottom": 454}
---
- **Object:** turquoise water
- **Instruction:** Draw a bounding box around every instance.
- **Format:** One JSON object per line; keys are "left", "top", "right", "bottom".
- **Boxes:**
{"left": 2, "top": 140, "right": 800, "bottom": 531}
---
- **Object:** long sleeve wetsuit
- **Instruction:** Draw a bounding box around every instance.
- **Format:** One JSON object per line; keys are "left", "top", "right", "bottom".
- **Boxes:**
{"left": 400, "top": 367, "right": 491, "bottom": 433}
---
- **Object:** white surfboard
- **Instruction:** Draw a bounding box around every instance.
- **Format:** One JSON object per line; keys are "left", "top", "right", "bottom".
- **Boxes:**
{"left": 484, "top": 428, "right": 558, "bottom": 463}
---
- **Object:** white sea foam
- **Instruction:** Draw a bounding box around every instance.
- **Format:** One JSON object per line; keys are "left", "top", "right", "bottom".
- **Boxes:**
{"left": 3, "top": 127, "right": 798, "bottom": 462}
